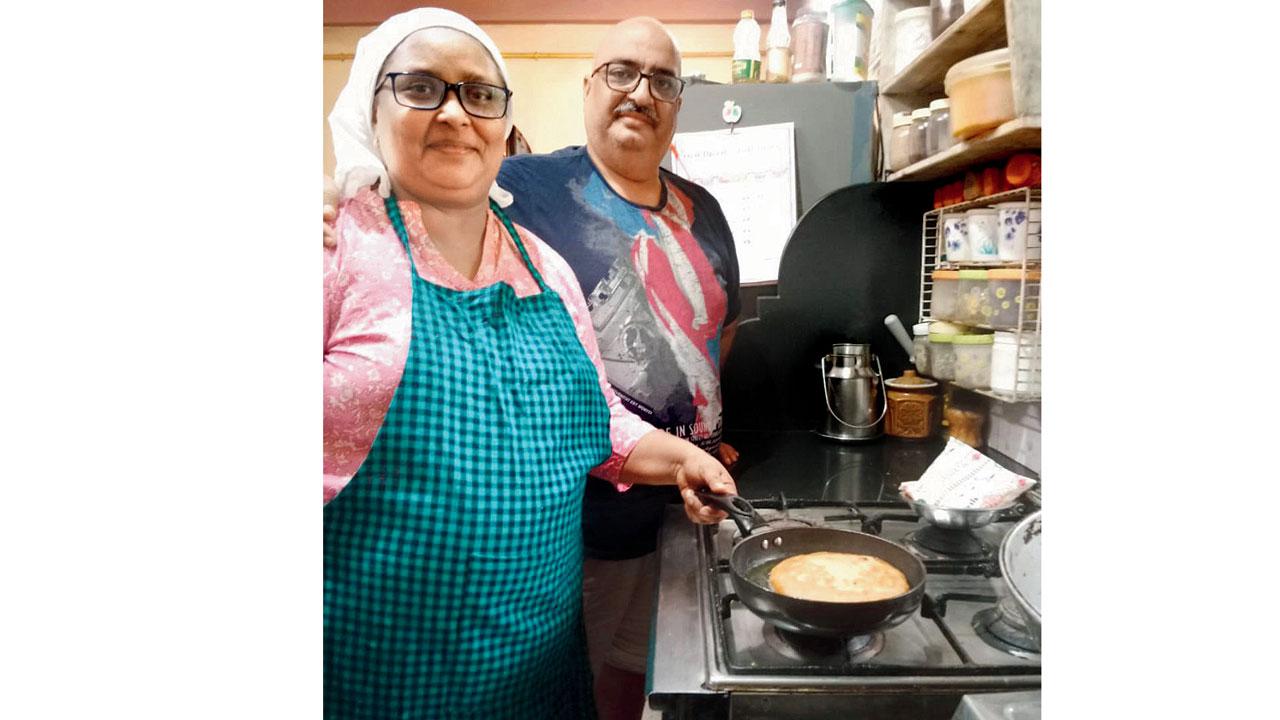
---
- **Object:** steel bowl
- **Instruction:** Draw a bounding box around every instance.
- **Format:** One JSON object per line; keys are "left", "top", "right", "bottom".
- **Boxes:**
{"left": 998, "top": 510, "right": 1042, "bottom": 646}
{"left": 910, "top": 498, "right": 1017, "bottom": 530}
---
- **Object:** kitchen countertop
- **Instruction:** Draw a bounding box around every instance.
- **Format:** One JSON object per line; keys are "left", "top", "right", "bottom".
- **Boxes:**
{"left": 722, "top": 430, "right": 1040, "bottom": 505}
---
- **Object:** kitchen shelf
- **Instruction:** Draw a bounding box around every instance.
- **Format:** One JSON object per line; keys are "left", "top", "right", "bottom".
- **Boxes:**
{"left": 887, "top": 115, "right": 1041, "bottom": 182}
{"left": 880, "top": 0, "right": 1008, "bottom": 96}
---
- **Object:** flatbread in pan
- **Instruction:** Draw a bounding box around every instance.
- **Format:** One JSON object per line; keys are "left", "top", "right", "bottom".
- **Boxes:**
{"left": 769, "top": 551, "right": 910, "bottom": 603}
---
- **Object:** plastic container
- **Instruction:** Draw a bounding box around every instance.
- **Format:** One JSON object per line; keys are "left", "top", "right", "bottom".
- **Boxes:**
{"left": 940, "top": 212, "right": 968, "bottom": 263}
{"left": 945, "top": 405, "right": 985, "bottom": 447}
{"left": 964, "top": 207, "right": 999, "bottom": 261}
{"left": 927, "top": 98, "right": 955, "bottom": 156}
{"left": 944, "top": 48, "right": 1015, "bottom": 139}
{"left": 909, "top": 108, "right": 931, "bottom": 165}
{"left": 764, "top": 0, "right": 793, "bottom": 82}
{"left": 957, "top": 269, "right": 990, "bottom": 325}
{"left": 991, "top": 331, "right": 1041, "bottom": 394}
{"left": 733, "top": 10, "right": 762, "bottom": 83}
{"left": 987, "top": 269, "right": 1041, "bottom": 330}
{"left": 926, "top": 321, "right": 967, "bottom": 381}
{"left": 995, "top": 201, "right": 1042, "bottom": 261}
{"left": 912, "top": 322, "right": 932, "bottom": 375}
{"left": 892, "top": 8, "right": 933, "bottom": 76}
{"left": 885, "top": 370, "right": 942, "bottom": 439}
{"left": 931, "top": 269, "right": 960, "bottom": 320}
{"left": 952, "top": 333, "right": 994, "bottom": 389}
{"left": 830, "top": 0, "right": 874, "bottom": 82}
{"left": 931, "top": 0, "right": 966, "bottom": 38}
{"left": 888, "top": 111, "right": 914, "bottom": 172}
{"left": 791, "top": 10, "right": 829, "bottom": 82}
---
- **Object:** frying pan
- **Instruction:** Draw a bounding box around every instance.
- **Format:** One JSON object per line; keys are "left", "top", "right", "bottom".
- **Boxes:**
{"left": 697, "top": 492, "right": 927, "bottom": 638}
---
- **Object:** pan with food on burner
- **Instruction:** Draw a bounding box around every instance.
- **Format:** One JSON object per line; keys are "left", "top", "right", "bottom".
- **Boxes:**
{"left": 696, "top": 491, "right": 926, "bottom": 638}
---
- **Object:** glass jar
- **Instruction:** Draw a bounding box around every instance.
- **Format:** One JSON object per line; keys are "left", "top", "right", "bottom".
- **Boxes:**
{"left": 931, "top": 269, "right": 960, "bottom": 320}
{"left": 987, "top": 269, "right": 1041, "bottom": 330}
{"left": 931, "top": 0, "right": 966, "bottom": 38}
{"left": 909, "top": 108, "right": 931, "bottom": 165}
{"left": 791, "top": 10, "right": 830, "bottom": 82}
{"left": 912, "top": 322, "right": 932, "bottom": 375}
{"left": 927, "top": 98, "right": 955, "bottom": 156}
{"left": 888, "top": 111, "right": 913, "bottom": 172}
{"left": 957, "top": 269, "right": 990, "bottom": 325}
{"left": 952, "top": 333, "right": 994, "bottom": 389}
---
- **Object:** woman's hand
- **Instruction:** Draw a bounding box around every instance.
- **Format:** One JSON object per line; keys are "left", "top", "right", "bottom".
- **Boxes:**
{"left": 675, "top": 451, "right": 738, "bottom": 525}
{"left": 717, "top": 441, "right": 740, "bottom": 467}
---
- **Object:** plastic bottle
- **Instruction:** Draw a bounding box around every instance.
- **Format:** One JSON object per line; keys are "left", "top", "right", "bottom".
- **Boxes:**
{"left": 732, "top": 10, "right": 762, "bottom": 83}
{"left": 764, "top": 0, "right": 792, "bottom": 83}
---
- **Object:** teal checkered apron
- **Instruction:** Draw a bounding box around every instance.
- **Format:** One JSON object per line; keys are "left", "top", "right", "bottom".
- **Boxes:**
{"left": 324, "top": 197, "right": 612, "bottom": 719}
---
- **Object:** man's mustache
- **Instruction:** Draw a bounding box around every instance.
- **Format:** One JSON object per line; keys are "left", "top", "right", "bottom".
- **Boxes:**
{"left": 614, "top": 100, "right": 657, "bottom": 121}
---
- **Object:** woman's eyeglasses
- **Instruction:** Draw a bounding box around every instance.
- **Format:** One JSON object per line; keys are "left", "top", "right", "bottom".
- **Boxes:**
{"left": 591, "top": 63, "right": 685, "bottom": 103}
{"left": 377, "top": 72, "right": 512, "bottom": 119}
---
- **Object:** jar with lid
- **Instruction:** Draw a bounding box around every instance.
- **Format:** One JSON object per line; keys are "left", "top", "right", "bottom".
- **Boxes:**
{"left": 991, "top": 331, "right": 1041, "bottom": 395}
{"left": 927, "top": 321, "right": 966, "bottom": 381}
{"left": 829, "top": 0, "right": 874, "bottom": 82}
{"left": 952, "top": 332, "right": 994, "bottom": 389}
{"left": 945, "top": 405, "right": 985, "bottom": 447}
{"left": 957, "top": 269, "right": 990, "bottom": 325}
{"left": 926, "top": 98, "right": 955, "bottom": 156}
{"left": 987, "top": 269, "right": 1041, "bottom": 329}
{"left": 931, "top": 269, "right": 960, "bottom": 320}
{"left": 888, "top": 111, "right": 913, "bottom": 172}
{"left": 790, "top": 9, "right": 829, "bottom": 82}
{"left": 930, "top": 0, "right": 966, "bottom": 38}
{"left": 995, "top": 201, "right": 1042, "bottom": 261}
{"left": 909, "top": 107, "right": 931, "bottom": 165}
{"left": 940, "top": 211, "right": 968, "bottom": 263}
{"left": 892, "top": 7, "right": 933, "bottom": 76}
{"left": 885, "top": 370, "right": 942, "bottom": 439}
{"left": 964, "top": 207, "right": 999, "bottom": 261}
{"left": 912, "top": 322, "right": 932, "bottom": 376}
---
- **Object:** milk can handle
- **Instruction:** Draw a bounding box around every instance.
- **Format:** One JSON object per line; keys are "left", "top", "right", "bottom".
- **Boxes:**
{"left": 820, "top": 354, "right": 889, "bottom": 430}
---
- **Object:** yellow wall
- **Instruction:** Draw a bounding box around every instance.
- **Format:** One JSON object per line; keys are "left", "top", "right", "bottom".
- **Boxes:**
{"left": 323, "top": 23, "right": 740, "bottom": 175}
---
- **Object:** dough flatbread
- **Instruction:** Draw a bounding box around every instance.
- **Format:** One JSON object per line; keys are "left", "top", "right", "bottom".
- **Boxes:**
{"left": 769, "top": 552, "right": 910, "bottom": 603}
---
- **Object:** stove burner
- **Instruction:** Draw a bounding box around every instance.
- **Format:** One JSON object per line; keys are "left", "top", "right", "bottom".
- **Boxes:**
{"left": 763, "top": 624, "right": 885, "bottom": 663}
{"left": 973, "top": 597, "right": 1041, "bottom": 659}
{"left": 906, "top": 525, "right": 992, "bottom": 558}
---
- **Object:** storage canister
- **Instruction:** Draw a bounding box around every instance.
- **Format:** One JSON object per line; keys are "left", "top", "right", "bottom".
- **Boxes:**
{"left": 995, "top": 201, "right": 1042, "bottom": 261}
{"left": 957, "top": 269, "right": 990, "bottom": 325}
{"left": 952, "top": 332, "right": 994, "bottom": 389}
{"left": 892, "top": 7, "right": 933, "bottom": 76}
{"left": 829, "top": 0, "right": 874, "bottom": 82}
{"left": 888, "top": 111, "right": 914, "bottom": 172}
{"left": 790, "top": 10, "right": 829, "bottom": 82}
{"left": 991, "top": 331, "right": 1041, "bottom": 394}
{"left": 964, "top": 208, "right": 1000, "bottom": 261}
{"left": 940, "top": 213, "right": 967, "bottom": 263}
{"left": 927, "top": 98, "right": 955, "bottom": 156}
{"left": 909, "top": 108, "right": 931, "bottom": 165}
{"left": 885, "top": 370, "right": 942, "bottom": 439}
{"left": 944, "top": 48, "right": 1015, "bottom": 139}
{"left": 927, "top": 321, "right": 967, "bottom": 381}
{"left": 986, "top": 268, "right": 1041, "bottom": 330}
{"left": 931, "top": 0, "right": 966, "bottom": 38}
{"left": 912, "top": 322, "right": 932, "bottom": 376}
{"left": 931, "top": 269, "right": 960, "bottom": 321}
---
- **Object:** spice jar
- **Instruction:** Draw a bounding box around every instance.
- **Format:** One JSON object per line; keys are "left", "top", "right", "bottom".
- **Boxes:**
{"left": 927, "top": 98, "right": 955, "bottom": 156}
{"left": 909, "top": 108, "right": 931, "bottom": 165}
{"left": 791, "top": 10, "right": 829, "bottom": 82}
{"left": 912, "top": 322, "right": 932, "bottom": 376}
{"left": 885, "top": 370, "right": 942, "bottom": 439}
{"left": 888, "top": 111, "right": 914, "bottom": 172}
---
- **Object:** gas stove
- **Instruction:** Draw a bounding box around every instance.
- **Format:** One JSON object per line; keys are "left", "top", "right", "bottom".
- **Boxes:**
{"left": 648, "top": 497, "right": 1041, "bottom": 720}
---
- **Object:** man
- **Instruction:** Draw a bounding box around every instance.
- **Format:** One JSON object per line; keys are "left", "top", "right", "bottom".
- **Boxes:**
{"left": 494, "top": 18, "right": 740, "bottom": 720}
{"left": 324, "top": 17, "right": 740, "bottom": 719}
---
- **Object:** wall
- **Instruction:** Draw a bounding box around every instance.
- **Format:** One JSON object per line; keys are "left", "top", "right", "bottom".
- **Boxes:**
{"left": 323, "top": 23, "right": 745, "bottom": 176}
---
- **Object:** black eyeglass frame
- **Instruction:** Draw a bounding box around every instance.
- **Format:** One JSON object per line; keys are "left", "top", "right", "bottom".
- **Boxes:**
{"left": 590, "top": 62, "right": 686, "bottom": 103}
{"left": 376, "top": 72, "right": 513, "bottom": 119}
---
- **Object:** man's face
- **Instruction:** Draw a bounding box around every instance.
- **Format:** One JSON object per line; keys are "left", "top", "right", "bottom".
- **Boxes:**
{"left": 583, "top": 23, "right": 682, "bottom": 159}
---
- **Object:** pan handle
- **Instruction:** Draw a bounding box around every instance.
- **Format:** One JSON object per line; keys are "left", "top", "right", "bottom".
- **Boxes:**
{"left": 695, "top": 490, "right": 763, "bottom": 537}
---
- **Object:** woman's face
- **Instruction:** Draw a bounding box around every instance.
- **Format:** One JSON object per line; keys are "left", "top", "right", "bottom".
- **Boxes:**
{"left": 372, "top": 28, "right": 507, "bottom": 210}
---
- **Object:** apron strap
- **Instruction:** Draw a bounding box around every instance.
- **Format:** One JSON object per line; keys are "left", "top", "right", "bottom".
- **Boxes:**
{"left": 383, "top": 195, "right": 421, "bottom": 277}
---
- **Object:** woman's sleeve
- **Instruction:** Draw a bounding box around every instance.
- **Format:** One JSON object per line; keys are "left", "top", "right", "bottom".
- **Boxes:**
{"left": 535, "top": 242, "right": 655, "bottom": 490}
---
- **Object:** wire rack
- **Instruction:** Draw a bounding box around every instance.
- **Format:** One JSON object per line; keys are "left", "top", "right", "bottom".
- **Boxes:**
{"left": 919, "top": 187, "right": 1041, "bottom": 403}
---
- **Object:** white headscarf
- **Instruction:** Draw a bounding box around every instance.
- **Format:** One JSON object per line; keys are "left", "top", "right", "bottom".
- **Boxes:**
{"left": 328, "top": 7, "right": 514, "bottom": 207}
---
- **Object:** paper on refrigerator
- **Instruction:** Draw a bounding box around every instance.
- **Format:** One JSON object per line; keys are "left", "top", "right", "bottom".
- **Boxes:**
{"left": 669, "top": 122, "right": 797, "bottom": 284}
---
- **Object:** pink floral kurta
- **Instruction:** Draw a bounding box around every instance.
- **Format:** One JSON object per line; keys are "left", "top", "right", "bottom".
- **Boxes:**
{"left": 324, "top": 188, "right": 653, "bottom": 503}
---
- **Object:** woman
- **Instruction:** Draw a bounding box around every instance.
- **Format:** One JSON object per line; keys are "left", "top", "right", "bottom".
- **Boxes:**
{"left": 324, "top": 9, "right": 736, "bottom": 719}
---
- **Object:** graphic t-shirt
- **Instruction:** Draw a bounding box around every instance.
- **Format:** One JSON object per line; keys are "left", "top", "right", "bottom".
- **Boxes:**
{"left": 499, "top": 146, "right": 740, "bottom": 559}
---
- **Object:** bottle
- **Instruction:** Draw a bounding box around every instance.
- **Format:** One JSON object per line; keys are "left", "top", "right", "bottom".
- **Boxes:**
{"left": 764, "top": 0, "right": 792, "bottom": 83}
{"left": 732, "top": 10, "right": 762, "bottom": 83}
{"left": 790, "top": 9, "right": 829, "bottom": 82}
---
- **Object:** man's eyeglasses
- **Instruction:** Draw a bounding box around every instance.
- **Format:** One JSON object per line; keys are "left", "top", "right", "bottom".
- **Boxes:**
{"left": 591, "top": 63, "right": 685, "bottom": 103}
{"left": 377, "top": 72, "right": 512, "bottom": 119}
